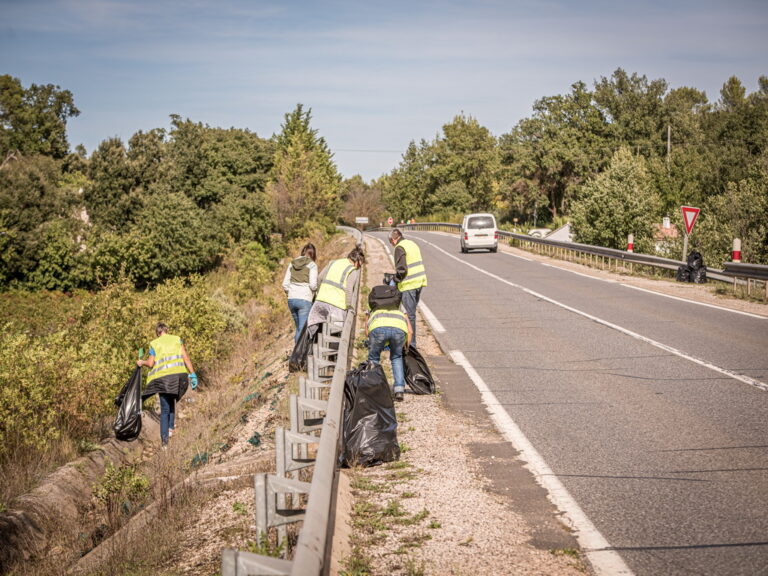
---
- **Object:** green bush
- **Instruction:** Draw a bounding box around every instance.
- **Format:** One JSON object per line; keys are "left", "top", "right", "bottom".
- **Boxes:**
{"left": 93, "top": 462, "right": 150, "bottom": 530}
{"left": 0, "top": 274, "right": 236, "bottom": 456}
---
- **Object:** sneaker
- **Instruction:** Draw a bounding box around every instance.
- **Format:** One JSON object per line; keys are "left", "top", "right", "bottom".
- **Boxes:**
{"left": 394, "top": 391, "right": 404, "bottom": 402}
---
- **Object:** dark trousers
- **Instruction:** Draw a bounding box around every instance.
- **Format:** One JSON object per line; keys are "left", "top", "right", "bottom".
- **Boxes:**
{"left": 400, "top": 287, "right": 422, "bottom": 347}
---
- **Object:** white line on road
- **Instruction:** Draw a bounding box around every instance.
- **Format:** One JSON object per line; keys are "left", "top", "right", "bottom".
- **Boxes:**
{"left": 539, "top": 262, "right": 766, "bottom": 319}
{"left": 449, "top": 349, "right": 634, "bottom": 576}
{"left": 620, "top": 283, "right": 767, "bottom": 319}
{"left": 420, "top": 237, "right": 768, "bottom": 393}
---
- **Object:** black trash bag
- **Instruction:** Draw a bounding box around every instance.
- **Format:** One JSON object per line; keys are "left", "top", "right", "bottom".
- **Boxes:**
{"left": 404, "top": 345, "right": 435, "bottom": 395}
{"left": 114, "top": 367, "right": 142, "bottom": 442}
{"left": 289, "top": 323, "right": 314, "bottom": 373}
{"left": 342, "top": 362, "right": 400, "bottom": 467}
{"left": 691, "top": 266, "right": 708, "bottom": 284}
{"left": 687, "top": 250, "right": 704, "bottom": 270}
{"left": 676, "top": 265, "right": 691, "bottom": 283}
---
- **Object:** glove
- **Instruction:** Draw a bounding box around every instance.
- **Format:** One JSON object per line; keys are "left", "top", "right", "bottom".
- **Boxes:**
{"left": 189, "top": 373, "right": 198, "bottom": 390}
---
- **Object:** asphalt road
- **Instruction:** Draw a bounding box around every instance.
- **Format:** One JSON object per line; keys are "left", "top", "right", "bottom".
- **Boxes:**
{"left": 375, "top": 230, "right": 768, "bottom": 576}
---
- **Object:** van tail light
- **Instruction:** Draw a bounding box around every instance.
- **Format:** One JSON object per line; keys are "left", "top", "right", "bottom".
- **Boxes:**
{"left": 494, "top": 231, "right": 498, "bottom": 240}
{"left": 464, "top": 232, "right": 468, "bottom": 240}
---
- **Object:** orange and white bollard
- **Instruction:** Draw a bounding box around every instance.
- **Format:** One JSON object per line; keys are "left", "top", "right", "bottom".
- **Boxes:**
{"left": 732, "top": 238, "right": 742, "bottom": 262}
{"left": 627, "top": 233, "right": 634, "bottom": 253}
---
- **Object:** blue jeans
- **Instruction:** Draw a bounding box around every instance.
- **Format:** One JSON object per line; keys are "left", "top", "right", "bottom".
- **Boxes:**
{"left": 288, "top": 298, "right": 313, "bottom": 343}
{"left": 159, "top": 393, "right": 176, "bottom": 445}
{"left": 400, "top": 288, "right": 422, "bottom": 347}
{"left": 368, "top": 327, "right": 406, "bottom": 393}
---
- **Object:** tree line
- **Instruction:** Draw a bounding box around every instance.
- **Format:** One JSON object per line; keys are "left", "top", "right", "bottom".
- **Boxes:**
{"left": 378, "top": 69, "right": 767, "bottom": 263}
{"left": 2, "top": 67, "right": 767, "bottom": 292}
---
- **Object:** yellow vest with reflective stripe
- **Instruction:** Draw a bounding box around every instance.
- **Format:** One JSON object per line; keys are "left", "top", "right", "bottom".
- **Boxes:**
{"left": 368, "top": 308, "right": 408, "bottom": 333}
{"left": 315, "top": 259, "right": 354, "bottom": 309}
{"left": 396, "top": 239, "right": 428, "bottom": 291}
{"left": 147, "top": 334, "right": 187, "bottom": 385}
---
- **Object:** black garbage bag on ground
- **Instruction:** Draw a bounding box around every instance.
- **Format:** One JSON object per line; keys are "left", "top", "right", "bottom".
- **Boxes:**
{"left": 687, "top": 250, "right": 704, "bottom": 270}
{"left": 342, "top": 362, "right": 400, "bottom": 467}
{"left": 289, "top": 323, "right": 313, "bottom": 373}
{"left": 114, "top": 367, "right": 142, "bottom": 442}
{"left": 404, "top": 345, "right": 436, "bottom": 395}
{"left": 691, "top": 266, "right": 708, "bottom": 284}
{"left": 676, "top": 265, "right": 691, "bottom": 283}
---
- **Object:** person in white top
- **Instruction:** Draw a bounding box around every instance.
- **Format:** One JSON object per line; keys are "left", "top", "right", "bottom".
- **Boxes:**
{"left": 282, "top": 243, "right": 319, "bottom": 342}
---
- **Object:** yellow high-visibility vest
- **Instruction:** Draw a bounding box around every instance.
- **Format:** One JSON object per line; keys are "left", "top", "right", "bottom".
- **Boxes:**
{"left": 396, "top": 239, "right": 428, "bottom": 291}
{"left": 367, "top": 308, "right": 408, "bottom": 333}
{"left": 147, "top": 334, "right": 187, "bottom": 385}
{"left": 315, "top": 259, "right": 354, "bottom": 309}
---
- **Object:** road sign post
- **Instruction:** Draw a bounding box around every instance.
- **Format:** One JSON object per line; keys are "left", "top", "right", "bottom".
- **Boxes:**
{"left": 354, "top": 217, "right": 369, "bottom": 245}
{"left": 681, "top": 206, "right": 700, "bottom": 261}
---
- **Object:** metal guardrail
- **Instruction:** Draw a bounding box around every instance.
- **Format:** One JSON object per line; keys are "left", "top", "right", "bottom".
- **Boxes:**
{"left": 722, "top": 262, "right": 768, "bottom": 281}
{"left": 222, "top": 274, "right": 360, "bottom": 575}
{"left": 384, "top": 223, "right": 768, "bottom": 290}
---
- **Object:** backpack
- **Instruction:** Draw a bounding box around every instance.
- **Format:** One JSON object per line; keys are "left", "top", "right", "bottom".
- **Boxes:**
{"left": 368, "top": 284, "right": 401, "bottom": 311}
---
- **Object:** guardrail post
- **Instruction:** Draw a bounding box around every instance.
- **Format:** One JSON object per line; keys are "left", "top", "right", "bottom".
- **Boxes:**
{"left": 255, "top": 473, "right": 311, "bottom": 535}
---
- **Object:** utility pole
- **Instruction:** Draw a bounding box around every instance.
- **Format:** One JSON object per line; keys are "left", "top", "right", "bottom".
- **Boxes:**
{"left": 666, "top": 124, "right": 671, "bottom": 170}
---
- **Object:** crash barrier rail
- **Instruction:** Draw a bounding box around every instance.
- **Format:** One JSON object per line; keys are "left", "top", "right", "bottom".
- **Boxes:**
{"left": 373, "top": 223, "right": 767, "bottom": 299}
{"left": 221, "top": 278, "right": 360, "bottom": 575}
{"left": 721, "top": 262, "right": 768, "bottom": 299}
{"left": 337, "top": 224, "right": 363, "bottom": 246}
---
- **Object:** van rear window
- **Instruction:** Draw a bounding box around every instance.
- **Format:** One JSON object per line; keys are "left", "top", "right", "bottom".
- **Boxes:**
{"left": 467, "top": 216, "right": 495, "bottom": 229}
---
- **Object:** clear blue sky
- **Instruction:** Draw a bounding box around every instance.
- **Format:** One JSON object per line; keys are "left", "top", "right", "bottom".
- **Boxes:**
{"left": 2, "top": 0, "right": 766, "bottom": 181}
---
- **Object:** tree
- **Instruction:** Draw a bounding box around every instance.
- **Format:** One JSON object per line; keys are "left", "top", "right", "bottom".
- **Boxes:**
{"left": 651, "top": 86, "right": 712, "bottom": 212}
{"left": 0, "top": 154, "right": 80, "bottom": 285}
{"left": 341, "top": 175, "right": 385, "bottom": 227}
{"left": 0, "top": 75, "right": 80, "bottom": 160}
{"left": 268, "top": 104, "right": 342, "bottom": 237}
{"left": 382, "top": 140, "right": 436, "bottom": 221}
{"left": 696, "top": 174, "right": 768, "bottom": 266}
{"left": 84, "top": 137, "right": 137, "bottom": 230}
{"left": 431, "top": 114, "right": 499, "bottom": 212}
{"left": 570, "top": 147, "right": 661, "bottom": 252}
{"left": 499, "top": 81, "right": 610, "bottom": 220}
{"left": 593, "top": 69, "right": 668, "bottom": 156}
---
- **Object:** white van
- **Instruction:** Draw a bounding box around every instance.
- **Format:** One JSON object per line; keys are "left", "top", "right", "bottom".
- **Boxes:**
{"left": 460, "top": 213, "right": 498, "bottom": 253}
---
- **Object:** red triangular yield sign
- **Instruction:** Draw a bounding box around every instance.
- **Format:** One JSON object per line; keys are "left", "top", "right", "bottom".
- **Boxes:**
{"left": 681, "top": 206, "right": 700, "bottom": 235}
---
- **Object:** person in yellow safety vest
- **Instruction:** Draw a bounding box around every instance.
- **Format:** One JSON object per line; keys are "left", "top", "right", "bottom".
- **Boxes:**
{"left": 366, "top": 295, "right": 412, "bottom": 402}
{"left": 389, "top": 228, "right": 427, "bottom": 347}
{"left": 305, "top": 247, "right": 365, "bottom": 337}
{"left": 137, "top": 322, "right": 197, "bottom": 446}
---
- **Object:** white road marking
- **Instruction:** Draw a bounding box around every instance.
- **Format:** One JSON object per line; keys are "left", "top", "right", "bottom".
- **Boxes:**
{"left": 450, "top": 349, "right": 635, "bottom": 576}
{"left": 620, "top": 283, "right": 767, "bottom": 319}
{"left": 417, "top": 301, "right": 446, "bottom": 333}
{"left": 541, "top": 262, "right": 618, "bottom": 282}
{"left": 502, "top": 250, "right": 533, "bottom": 262}
{"left": 419, "top": 237, "right": 768, "bottom": 393}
